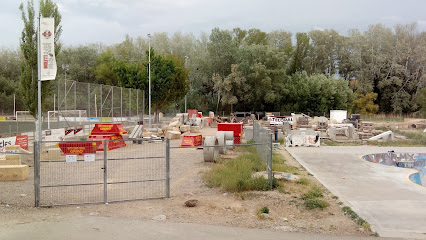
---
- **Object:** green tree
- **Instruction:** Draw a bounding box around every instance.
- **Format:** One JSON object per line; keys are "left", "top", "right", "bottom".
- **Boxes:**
{"left": 245, "top": 28, "right": 268, "bottom": 45}
{"left": 416, "top": 87, "right": 426, "bottom": 117}
{"left": 352, "top": 92, "right": 379, "bottom": 116}
{"left": 19, "top": 0, "right": 62, "bottom": 117}
{"left": 267, "top": 30, "right": 293, "bottom": 54}
{"left": 237, "top": 45, "right": 288, "bottom": 111}
{"left": 57, "top": 44, "right": 99, "bottom": 83}
{"left": 114, "top": 49, "right": 188, "bottom": 117}
{"left": 93, "top": 50, "right": 119, "bottom": 85}
{"left": 288, "top": 33, "right": 310, "bottom": 75}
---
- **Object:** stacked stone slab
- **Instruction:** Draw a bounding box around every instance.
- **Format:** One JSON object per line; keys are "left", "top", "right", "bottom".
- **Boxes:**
{"left": 0, "top": 145, "right": 30, "bottom": 181}
{"left": 359, "top": 121, "right": 374, "bottom": 140}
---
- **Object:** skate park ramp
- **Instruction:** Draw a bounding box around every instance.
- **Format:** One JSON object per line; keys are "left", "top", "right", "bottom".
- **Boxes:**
{"left": 362, "top": 152, "right": 426, "bottom": 187}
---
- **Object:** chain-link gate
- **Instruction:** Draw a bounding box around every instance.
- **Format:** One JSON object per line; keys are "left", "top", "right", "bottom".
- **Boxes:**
{"left": 35, "top": 139, "right": 169, "bottom": 206}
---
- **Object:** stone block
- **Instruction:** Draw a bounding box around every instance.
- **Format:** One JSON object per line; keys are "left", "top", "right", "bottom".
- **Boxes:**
{"left": 0, "top": 165, "right": 29, "bottom": 181}
{"left": 190, "top": 126, "right": 201, "bottom": 133}
{"left": 165, "top": 131, "right": 181, "bottom": 139}
{"left": 0, "top": 156, "right": 21, "bottom": 165}
{"left": 179, "top": 125, "right": 191, "bottom": 133}
{"left": 142, "top": 132, "right": 153, "bottom": 137}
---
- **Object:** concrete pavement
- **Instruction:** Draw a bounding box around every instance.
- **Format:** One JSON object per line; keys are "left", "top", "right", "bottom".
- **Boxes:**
{"left": 0, "top": 216, "right": 395, "bottom": 240}
{"left": 285, "top": 146, "right": 426, "bottom": 239}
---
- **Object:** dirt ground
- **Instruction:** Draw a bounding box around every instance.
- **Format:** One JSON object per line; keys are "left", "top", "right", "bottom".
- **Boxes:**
{"left": 0, "top": 126, "right": 372, "bottom": 237}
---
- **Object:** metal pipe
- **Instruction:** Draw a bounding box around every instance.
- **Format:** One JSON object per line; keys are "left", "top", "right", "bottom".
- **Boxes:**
{"left": 103, "top": 140, "right": 108, "bottom": 204}
{"left": 148, "top": 33, "right": 152, "bottom": 128}
{"left": 166, "top": 139, "right": 170, "bottom": 198}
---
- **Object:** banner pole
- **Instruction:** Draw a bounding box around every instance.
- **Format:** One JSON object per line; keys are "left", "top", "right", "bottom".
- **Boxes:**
{"left": 36, "top": 16, "right": 42, "bottom": 207}
{"left": 37, "top": 17, "right": 42, "bottom": 145}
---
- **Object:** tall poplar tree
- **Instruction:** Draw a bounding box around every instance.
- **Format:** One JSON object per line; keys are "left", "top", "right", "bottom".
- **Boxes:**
{"left": 19, "top": 0, "right": 62, "bottom": 117}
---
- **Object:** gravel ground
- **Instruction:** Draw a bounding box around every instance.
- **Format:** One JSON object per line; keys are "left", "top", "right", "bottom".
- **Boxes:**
{"left": 0, "top": 127, "right": 372, "bottom": 237}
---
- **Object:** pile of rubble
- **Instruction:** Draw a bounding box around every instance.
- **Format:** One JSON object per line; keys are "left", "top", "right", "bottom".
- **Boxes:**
{"left": 129, "top": 111, "right": 211, "bottom": 141}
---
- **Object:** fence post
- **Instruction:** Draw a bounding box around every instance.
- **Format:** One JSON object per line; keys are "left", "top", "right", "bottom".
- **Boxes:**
{"left": 34, "top": 141, "right": 40, "bottom": 207}
{"left": 103, "top": 140, "right": 108, "bottom": 203}
{"left": 268, "top": 134, "right": 273, "bottom": 190}
{"left": 166, "top": 139, "right": 170, "bottom": 198}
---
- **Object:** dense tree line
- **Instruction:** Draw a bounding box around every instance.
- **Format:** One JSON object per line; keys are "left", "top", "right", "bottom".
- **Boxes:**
{"left": 1, "top": 17, "right": 425, "bottom": 116}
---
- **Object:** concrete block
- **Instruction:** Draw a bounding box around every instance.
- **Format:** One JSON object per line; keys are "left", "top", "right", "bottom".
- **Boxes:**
{"left": 369, "top": 131, "right": 394, "bottom": 141}
{"left": 0, "top": 165, "right": 29, "bottom": 181}
{"left": 0, "top": 157, "right": 21, "bottom": 165}
{"left": 190, "top": 126, "right": 201, "bottom": 133}
{"left": 179, "top": 125, "right": 191, "bottom": 133}
{"left": 165, "top": 131, "right": 181, "bottom": 139}
{"left": 5, "top": 145, "right": 21, "bottom": 152}
{"left": 169, "top": 121, "right": 180, "bottom": 127}
{"left": 244, "top": 126, "right": 254, "bottom": 141}
{"left": 142, "top": 132, "right": 154, "bottom": 137}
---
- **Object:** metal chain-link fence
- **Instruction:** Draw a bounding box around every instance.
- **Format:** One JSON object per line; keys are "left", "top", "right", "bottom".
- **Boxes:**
{"left": 34, "top": 139, "right": 168, "bottom": 206}
{"left": 1, "top": 79, "right": 145, "bottom": 135}
{"left": 253, "top": 121, "right": 273, "bottom": 189}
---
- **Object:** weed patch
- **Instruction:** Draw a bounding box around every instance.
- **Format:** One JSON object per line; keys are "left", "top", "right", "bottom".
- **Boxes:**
{"left": 301, "top": 185, "right": 329, "bottom": 210}
{"left": 203, "top": 148, "right": 275, "bottom": 192}
{"left": 296, "top": 177, "right": 310, "bottom": 185}
{"left": 303, "top": 199, "right": 329, "bottom": 210}
{"left": 342, "top": 206, "right": 372, "bottom": 232}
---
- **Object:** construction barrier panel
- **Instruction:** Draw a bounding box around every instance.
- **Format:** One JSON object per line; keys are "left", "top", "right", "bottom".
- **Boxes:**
{"left": 89, "top": 123, "right": 128, "bottom": 135}
{"left": 58, "top": 142, "right": 100, "bottom": 155}
{"left": 180, "top": 135, "right": 203, "bottom": 147}
{"left": 88, "top": 135, "right": 126, "bottom": 151}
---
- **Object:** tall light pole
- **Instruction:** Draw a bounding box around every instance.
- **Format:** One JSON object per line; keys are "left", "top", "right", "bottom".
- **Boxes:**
{"left": 148, "top": 33, "right": 152, "bottom": 128}
{"left": 184, "top": 56, "right": 188, "bottom": 113}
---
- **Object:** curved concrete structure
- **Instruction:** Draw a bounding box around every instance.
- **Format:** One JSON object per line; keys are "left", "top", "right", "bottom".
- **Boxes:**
{"left": 285, "top": 146, "right": 426, "bottom": 238}
{"left": 362, "top": 152, "right": 426, "bottom": 187}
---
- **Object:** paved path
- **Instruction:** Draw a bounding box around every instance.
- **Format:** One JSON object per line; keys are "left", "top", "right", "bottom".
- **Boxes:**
{"left": 285, "top": 146, "right": 426, "bottom": 239}
{"left": 0, "top": 216, "right": 393, "bottom": 240}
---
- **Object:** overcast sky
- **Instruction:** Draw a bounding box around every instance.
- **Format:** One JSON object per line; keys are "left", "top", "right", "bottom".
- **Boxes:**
{"left": 1, "top": 0, "right": 425, "bottom": 49}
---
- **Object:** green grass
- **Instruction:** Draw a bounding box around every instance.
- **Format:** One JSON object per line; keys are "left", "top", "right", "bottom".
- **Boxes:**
{"left": 303, "top": 199, "right": 330, "bottom": 210}
{"left": 300, "top": 185, "right": 329, "bottom": 210}
{"left": 322, "top": 140, "right": 362, "bottom": 146}
{"left": 256, "top": 206, "right": 270, "bottom": 219}
{"left": 301, "top": 185, "right": 323, "bottom": 199}
{"left": 296, "top": 177, "right": 310, "bottom": 185}
{"left": 369, "top": 130, "right": 426, "bottom": 147}
{"left": 203, "top": 148, "right": 274, "bottom": 192}
{"left": 258, "top": 206, "right": 269, "bottom": 214}
{"left": 342, "top": 206, "right": 373, "bottom": 232}
{"left": 272, "top": 152, "right": 300, "bottom": 174}
{"left": 362, "top": 114, "right": 405, "bottom": 122}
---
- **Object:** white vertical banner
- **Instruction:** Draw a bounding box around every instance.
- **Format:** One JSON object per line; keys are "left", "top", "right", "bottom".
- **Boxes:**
{"left": 39, "top": 17, "right": 57, "bottom": 81}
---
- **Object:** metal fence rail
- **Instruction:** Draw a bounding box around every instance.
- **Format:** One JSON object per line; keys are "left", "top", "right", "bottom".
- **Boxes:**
{"left": 35, "top": 139, "right": 169, "bottom": 206}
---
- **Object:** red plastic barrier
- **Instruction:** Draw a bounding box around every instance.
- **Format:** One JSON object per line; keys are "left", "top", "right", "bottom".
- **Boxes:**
{"left": 88, "top": 135, "right": 126, "bottom": 151}
{"left": 58, "top": 142, "right": 100, "bottom": 155}
{"left": 15, "top": 135, "right": 29, "bottom": 151}
{"left": 218, "top": 123, "right": 243, "bottom": 144}
{"left": 180, "top": 135, "right": 202, "bottom": 147}
{"left": 90, "top": 123, "right": 128, "bottom": 135}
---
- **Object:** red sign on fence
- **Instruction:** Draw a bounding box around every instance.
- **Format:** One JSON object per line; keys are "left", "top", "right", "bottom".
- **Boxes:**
{"left": 15, "top": 135, "right": 29, "bottom": 151}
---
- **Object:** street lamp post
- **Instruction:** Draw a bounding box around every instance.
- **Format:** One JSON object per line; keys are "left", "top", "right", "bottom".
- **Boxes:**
{"left": 148, "top": 34, "right": 152, "bottom": 128}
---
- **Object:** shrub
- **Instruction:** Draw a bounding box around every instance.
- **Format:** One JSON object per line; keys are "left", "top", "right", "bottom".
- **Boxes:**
{"left": 302, "top": 185, "right": 324, "bottom": 199}
{"left": 203, "top": 150, "right": 273, "bottom": 192}
{"left": 303, "top": 199, "right": 329, "bottom": 210}
{"left": 258, "top": 206, "right": 269, "bottom": 214}
{"left": 296, "top": 177, "right": 310, "bottom": 185}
